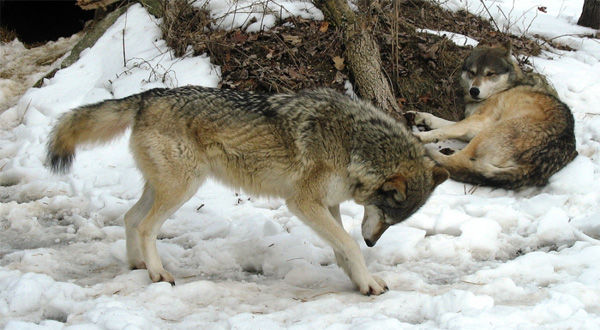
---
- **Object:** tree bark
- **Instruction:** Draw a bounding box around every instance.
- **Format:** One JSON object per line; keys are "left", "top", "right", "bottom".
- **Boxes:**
{"left": 578, "top": 0, "right": 600, "bottom": 29}
{"left": 313, "top": 0, "right": 405, "bottom": 123}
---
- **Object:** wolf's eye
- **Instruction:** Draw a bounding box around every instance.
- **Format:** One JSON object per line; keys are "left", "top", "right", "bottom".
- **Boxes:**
{"left": 467, "top": 71, "right": 476, "bottom": 78}
{"left": 486, "top": 72, "right": 496, "bottom": 77}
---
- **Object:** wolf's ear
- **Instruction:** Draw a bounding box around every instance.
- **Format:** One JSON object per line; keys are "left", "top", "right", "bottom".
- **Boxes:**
{"left": 382, "top": 175, "right": 407, "bottom": 202}
{"left": 501, "top": 40, "right": 513, "bottom": 57}
{"left": 432, "top": 166, "right": 449, "bottom": 188}
{"left": 477, "top": 39, "right": 490, "bottom": 48}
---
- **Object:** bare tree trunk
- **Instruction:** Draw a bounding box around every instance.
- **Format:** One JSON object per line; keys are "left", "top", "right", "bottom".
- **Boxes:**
{"left": 578, "top": 0, "right": 600, "bottom": 29}
{"left": 313, "top": 0, "right": 405, "bottom": 123}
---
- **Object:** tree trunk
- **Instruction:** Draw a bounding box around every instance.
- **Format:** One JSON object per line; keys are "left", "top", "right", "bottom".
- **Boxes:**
{"left": 313, "top": 0, "right": 405, "bottom": 123}
{"left": 578, "top": 0, "right": 600, "bottom": 29}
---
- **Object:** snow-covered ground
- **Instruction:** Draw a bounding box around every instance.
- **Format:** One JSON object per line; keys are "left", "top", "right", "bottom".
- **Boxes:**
{"left": 1, "top": 0, "right": 600, "bottom": 328}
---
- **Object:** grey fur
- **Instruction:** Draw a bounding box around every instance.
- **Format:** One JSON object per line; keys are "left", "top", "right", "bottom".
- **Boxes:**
{"left": 47, "top": 86, "right": 448, "bottom": 295}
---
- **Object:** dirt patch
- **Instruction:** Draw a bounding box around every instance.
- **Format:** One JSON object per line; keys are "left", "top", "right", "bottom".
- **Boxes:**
{"left": 0, "top": 34, "right": 82, "bottom": 113}
{"left": 161, "top": 0, "right": 549, "bottom": 121}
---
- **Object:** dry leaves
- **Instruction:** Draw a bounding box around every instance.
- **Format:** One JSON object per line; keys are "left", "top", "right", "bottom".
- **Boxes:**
{"left": 332, "top": 56, "right": 345, "bottom": 71}
{"left": 193, "top": 18, "right": 345, "bottom": 93}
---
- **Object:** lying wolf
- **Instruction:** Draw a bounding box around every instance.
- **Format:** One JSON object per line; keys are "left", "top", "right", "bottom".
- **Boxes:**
{"left": 409, "top": 40, "right": 577, "bottom": 190}
{"left": 47, "top": 87, "right": 448, "bottom": 295}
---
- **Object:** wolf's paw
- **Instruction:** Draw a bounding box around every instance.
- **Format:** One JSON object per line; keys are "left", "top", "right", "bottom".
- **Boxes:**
{"left": 358, "top": 275, "right": 389, "bottom": 296}
{"left": 423, "top": 144, "right": 449, "bottom": 164}
{"left": 404, "top": 111, "right": 417, "bottom": 126}
{"left": 148, "top": 269, "right": 176, "bottom": 286}
{"left": 424, "top": 143, "right": 440, "bottom": 154}
{"left": 405, "top": 111, "right": 432, "bottom": 127}
{"left": 414, "top": 131, "right": 438, "bottom": 144}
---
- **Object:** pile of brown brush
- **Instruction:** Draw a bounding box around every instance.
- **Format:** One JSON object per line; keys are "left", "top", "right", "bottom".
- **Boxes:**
{"left": 161, "top": 0, "right": 547, "bottom": 121}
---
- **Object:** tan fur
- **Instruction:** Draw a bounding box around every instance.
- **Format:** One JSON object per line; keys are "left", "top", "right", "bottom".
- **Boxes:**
{"left": 410, "top": 42, "right": 577, "bottom": 190}
{"left": 47, "top": 87, "right": 448, "bottom": 295}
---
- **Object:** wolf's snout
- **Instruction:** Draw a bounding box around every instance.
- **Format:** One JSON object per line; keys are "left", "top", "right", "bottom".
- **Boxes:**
{"left": 364, "top": 238, "right": 375, "bottom": 247}
{"left": 469, "top": 87, "right": 480, "bottom": 98}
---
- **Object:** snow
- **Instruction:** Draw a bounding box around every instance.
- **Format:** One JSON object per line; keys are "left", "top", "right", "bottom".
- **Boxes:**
{"left": 1, "top": 0, "right": 600, "bottom": 329}
{"left": 207, "top": 0, "right": 323, "bottom": 31}
{"left": 417, "top": 29, "right": 479, "bottom": 47}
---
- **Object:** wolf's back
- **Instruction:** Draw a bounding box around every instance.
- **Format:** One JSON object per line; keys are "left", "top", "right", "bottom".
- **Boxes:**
{"left": 47, "top": 94, "right": 142, "bottom": 174}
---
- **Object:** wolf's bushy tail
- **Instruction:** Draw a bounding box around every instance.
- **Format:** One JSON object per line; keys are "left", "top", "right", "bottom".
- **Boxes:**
{"left": 443, "top": 164, "right": 523, "bottom": 190}
{"left": 47, "top": 95, "right": 141, "bottom": 174}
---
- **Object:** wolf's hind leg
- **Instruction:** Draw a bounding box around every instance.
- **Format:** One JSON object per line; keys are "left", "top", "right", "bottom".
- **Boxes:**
{"left": 135, "top": 176, "right": 202, "bottom": 284}
{"left": 426, "top": 146, "right": 473, "bottom": 170}
{"left": 425, "top": 134, "right": 517, "bottom": 185}
{"left": 124, "top": 182, "right": 155, "bottom": 270}
{"left": 424, "top": 136, "right": 485, "bottom": 168}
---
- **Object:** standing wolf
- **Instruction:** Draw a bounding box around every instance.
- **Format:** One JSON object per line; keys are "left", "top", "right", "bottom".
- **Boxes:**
{"left": 47, "top": 86, "right": 448, "bottom": 295}
{"left": 410, "top": 41, "right": 577, "bottom": 190}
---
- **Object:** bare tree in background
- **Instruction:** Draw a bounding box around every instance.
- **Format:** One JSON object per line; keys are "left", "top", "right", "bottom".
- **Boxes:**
{"left": 578, "top": 0, "right": 600, "bottom": 29}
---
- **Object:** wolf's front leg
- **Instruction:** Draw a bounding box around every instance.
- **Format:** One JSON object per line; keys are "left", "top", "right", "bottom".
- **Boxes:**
{"left": 332, "top": 249, "right": 388, "bottom": 295}
{"left": 415, "top": 114, "right": 490, "bottom": 143}
{"left": 414, "top": 130, "right": 445, "bottom": 144}
{"left": 287, "top": 198, "right": 388, "bottom": 295}
{"left": 409, "top": 111, "right": 456, "bottom": 129}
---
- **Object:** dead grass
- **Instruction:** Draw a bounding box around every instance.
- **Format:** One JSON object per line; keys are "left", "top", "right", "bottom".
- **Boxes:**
{"left": 159, "top": 0, "right": 552, "bottom": 121}
{"left": 160, "top": 0, "right": 212, "bottom": 57}
{"left": 0, "top": 26, "right": 17, "bottom": 43}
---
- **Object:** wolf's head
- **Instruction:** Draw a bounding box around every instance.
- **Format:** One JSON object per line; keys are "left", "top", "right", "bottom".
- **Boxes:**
{"left": 359, "top": 165, "right": 448, "bottom": 247}
{"left": 460, "top": 40, "right": 522, "bottom": 103}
